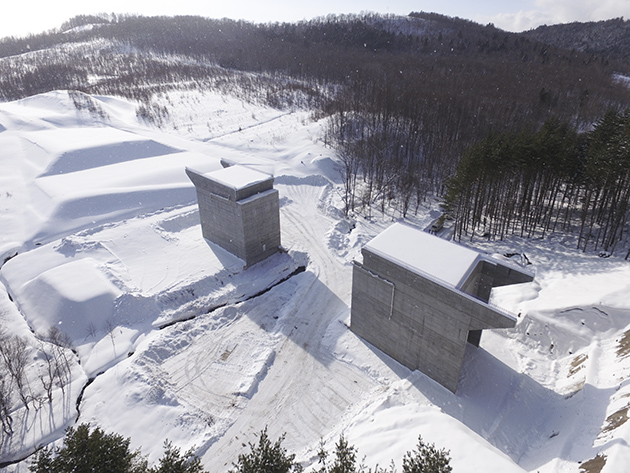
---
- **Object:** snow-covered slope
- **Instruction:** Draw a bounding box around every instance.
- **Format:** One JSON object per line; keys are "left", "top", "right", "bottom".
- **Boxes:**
{"left": 1, "top": 90, "right": 630, "bottom": 473}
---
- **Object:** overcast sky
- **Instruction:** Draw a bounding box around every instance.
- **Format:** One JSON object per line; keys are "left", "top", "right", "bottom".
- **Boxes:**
{"left": 2, "top": 0, "right": 630, "bottom": 38}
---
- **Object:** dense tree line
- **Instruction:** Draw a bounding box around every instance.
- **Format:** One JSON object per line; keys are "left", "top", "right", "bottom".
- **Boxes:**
{"left": 524, "top": 17, "right": 630, "bottom": 63}
{"left": 2, "top": 13, "right": 630, "bottom": 245}
{"left": 1, "top": 13, "right": 629, "bottom": 118}
{"left": 229, "top": 428, "right": 451, "bottom": 473}
{"left": 443, "top": 110, "right": 630, "bottom": 256}
{"left": 317, "top": 13, "right": 630, "bottom": 217}
{"left": 29, "top": 424, "right": 451, "bottom": 473}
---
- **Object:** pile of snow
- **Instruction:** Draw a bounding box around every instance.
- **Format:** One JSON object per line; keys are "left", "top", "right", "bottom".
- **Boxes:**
{"left": 1, "top": 90, "right": 630, "bottom": 473}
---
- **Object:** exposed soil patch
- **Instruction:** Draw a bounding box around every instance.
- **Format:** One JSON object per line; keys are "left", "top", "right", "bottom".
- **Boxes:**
{"left": 569, "top": 353, "right": 588, "bottom": 377}
{"left": 220, "top": 346, "right": 235, "bottom": 361}
{"left": 75, "top": 375, "right": 99, "bottom": 420}
{"left": 1, "top": 251, "right": 18, "bottom": 268}
{"left": 564, "top": 380, "right": 585, "bottom": 397}
{"left": 601, "top": 406, "right": 629, "bottom": 434}
{"left": 579, "top": 454, "right": 606, "bottom": 473}
{"left": 617, "top": 330, "right": 630, "bottom": 358}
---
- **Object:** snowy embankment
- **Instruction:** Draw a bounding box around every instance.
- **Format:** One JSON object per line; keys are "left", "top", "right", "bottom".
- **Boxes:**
{"left": 0, "top": 90, "right": 629, "bottom": 473}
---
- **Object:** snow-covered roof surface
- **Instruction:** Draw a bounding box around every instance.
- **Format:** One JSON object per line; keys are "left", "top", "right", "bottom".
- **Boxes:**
{"left": 364, "top": 222, "right": 482, "bottom": 287}
{"left": 207, "top": 164, "right": 272, "bottom": 190}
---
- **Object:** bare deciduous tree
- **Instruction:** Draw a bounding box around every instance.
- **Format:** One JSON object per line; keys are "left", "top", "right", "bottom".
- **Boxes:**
{"left": 0, "top": 335, "right": 31, "bottom": 410}
{"left": 0, "top": 373, "right": 13, "bottom": 436}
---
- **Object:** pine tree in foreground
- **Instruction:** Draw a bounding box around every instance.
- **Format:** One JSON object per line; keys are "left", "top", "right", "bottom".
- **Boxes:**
{"left": 229, "top": 427, "right": 303, "bottom": 473}
{"left": 29, "top": 424, "right": 452, "bottom": 473}
{"left": 316, "top": 435, "right": 358, "bottom": 473}
{"left": 401, "top": 436, "right": 452, "bottom": 473}
{"left": 29, "top": 423, "right": 206, "bottom": 473}
{"left": 152, "top": 440, "right": 206, "bottom": 473}
{"left": 29, "top": 424, "right": 148, "bottom": 473}
{"left": 315, "top": 433, "right": 451, "bottom": 473}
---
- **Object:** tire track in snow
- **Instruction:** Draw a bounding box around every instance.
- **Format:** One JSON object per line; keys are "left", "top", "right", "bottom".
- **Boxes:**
{"left": 201, "top": 180, "right": 381, "bottom": 470}
{"left": 202, "top": 111, "right": 293, "bottom": 143}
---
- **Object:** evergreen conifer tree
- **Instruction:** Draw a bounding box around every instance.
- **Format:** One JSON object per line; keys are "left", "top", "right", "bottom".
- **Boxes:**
{"left": 29, "top": 423, "right": 207, "bottom": 473}
{"left": 29, "top": 424, "right": 148, "bottom": 473}
{"left": 229, "top": 427, "right": 303, "bottom": 473}
{"left": 401, "top": 436, "right": 452, "bottom": 473}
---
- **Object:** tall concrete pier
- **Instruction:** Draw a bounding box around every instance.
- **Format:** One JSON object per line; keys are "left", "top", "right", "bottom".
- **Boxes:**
{"left": 186, "top": 165, "right": 281, "bottom": 267}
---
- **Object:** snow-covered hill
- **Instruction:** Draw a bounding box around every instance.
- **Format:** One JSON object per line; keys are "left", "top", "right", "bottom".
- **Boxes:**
{"left": 1, "top": 90, "right": 630, "bottom": 473}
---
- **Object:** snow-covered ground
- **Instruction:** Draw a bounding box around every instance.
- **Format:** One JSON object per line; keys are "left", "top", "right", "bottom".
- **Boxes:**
{"left": 1, "top": 89, "right": 630, "bottom": 472}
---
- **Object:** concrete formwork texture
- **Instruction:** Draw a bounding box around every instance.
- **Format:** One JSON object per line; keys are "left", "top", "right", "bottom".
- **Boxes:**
{"left": 186, "top": 166, "right": 281, "bottom": 267}
{"left": 350, "top": 223, "right": 534, "bottom": 393}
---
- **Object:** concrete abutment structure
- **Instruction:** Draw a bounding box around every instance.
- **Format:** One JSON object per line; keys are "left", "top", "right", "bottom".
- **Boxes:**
{"left": 350, "top": 223, "right": 534, "bottom": 393}
{"left": 186, "top": 165, "right": 281, "bottom": 267}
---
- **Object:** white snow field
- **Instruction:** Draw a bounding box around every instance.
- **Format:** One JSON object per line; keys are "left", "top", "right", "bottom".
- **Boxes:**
{"left": 1, "top": 90, "right": 630, "bottom": 472}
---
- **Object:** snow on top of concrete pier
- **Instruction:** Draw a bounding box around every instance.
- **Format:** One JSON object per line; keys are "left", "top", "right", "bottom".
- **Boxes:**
{"left": 364, "top": 222, "right": 481, "bottom": 288}
{"left": 207, "top": 165, "right": 272, "bottom": 190}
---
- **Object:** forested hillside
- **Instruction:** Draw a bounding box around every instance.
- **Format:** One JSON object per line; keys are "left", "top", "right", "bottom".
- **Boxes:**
{"left": 2, "top": 12, "right": 630, "bottom": 253}
{"left": 3, "top": 13, "right": 630, "bottom": 472}
{"left": 444, "top": 112, "right": 630, "bottom": 256}
{"left": 524, "top": 17, "right": 630, "bottom": 63}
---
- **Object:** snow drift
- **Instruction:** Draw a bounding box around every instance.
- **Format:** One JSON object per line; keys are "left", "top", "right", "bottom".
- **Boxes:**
{"left": 0, "top": 90, "right": 629, "bottom": 473}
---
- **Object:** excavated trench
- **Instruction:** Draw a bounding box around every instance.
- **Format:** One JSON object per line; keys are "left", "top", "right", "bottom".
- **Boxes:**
{"left": 158, "top": 264, "right": 307, "bottom": 330}
{"left": 0, "top": 254, "right": 307, "bottom": 468}
{"left": 75, "top": 263, "right": 308, "bottom": 415}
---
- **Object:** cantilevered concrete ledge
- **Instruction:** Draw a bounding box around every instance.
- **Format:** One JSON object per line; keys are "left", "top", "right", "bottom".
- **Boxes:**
{"left": 186, "top": 165, "right": 281, "bottom": 267}
{"left": 350, "top": 223, "right": 534, "bottom": 393}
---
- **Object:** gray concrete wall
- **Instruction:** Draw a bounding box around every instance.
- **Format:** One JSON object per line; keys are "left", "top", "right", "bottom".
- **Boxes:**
{"left": 239, "top": 189, "right": 281, "bottom": 266}
{"left": 459, "top": 260, "right": 496, "bottom": 302}
{"left": 198, "top": 191, "right": 246, "bottom": 258}
{"left": 186, "top": 168, "right": 280, "bottom": 266}
{"left": 492, "top": 263, "right": 534, "bottom": 287}
{"left": 235, "top": 180, "right": 274, "bottom": 201}
{"left": 351, "top": 249, "right": 519, "bottom": 393}
{"left": 187, "top": 168, "right": 236, "bottom": 201}
{"left": 361, "top": 251, "right": 516, "bottom": 330}
{"left": 460, "top": 260, "right": 534, "bottom": 302}
{"left": 351, "top": 252, "right": 468, "bottom": 392}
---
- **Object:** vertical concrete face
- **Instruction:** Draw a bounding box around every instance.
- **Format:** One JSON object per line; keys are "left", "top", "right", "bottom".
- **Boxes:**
{"left": 186, "top": 166, "right": 281, "bottom": 266}
{"left": 353, "top": 251, "right": 477, "bottom": 393}
{"left": 239, "top": 189, "right": 281, "bottom": 265}
{"left": 459, "top": 260, "right": 496, "bottom": 302}
{"left": 350, "top": 223, "right": 533, "bottom": 393}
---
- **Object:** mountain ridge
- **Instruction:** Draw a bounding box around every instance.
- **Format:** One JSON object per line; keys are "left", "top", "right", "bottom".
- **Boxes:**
{"left": 524, "top": 17, "right": 630, "bottom": 63}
